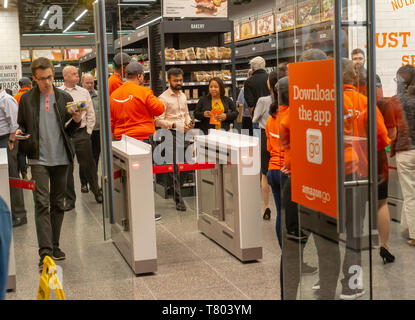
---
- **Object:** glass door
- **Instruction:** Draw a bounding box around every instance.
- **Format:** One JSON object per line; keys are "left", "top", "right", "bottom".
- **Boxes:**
{"left": 276, "top": 0, "right": 378, "bottom": 300}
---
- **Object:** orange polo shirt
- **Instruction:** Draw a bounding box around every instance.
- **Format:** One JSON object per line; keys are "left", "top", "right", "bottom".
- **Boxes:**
{"left": 14, "top": 88, "right": 30, "bottom": 105}
{"left": 278, "top": 105, "right": 292, "bottom": 173}
{"left": 343, "top": 84, "right": 390, "bottom": 150}
{"left": 344, "top": 84, "right": 390, "bottom": 177}
{"left": 265, "top": 105, "right": 289, "bottom": 171}
{"left": 108, "top": 72, "right": 123, "bottom": 96}
{"left": 110, "top": 82, "right": 165, "bottom": 140}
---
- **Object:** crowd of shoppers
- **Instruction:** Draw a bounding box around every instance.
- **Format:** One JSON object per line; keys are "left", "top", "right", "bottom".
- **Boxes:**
{"left": 2, "top": 42, "right": 415, "bottom": 301}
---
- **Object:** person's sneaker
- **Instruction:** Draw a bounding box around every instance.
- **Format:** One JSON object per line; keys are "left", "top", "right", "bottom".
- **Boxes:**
{"left": 155, "top": 214, "right": 162, "bottom": 221}
{"left": 81, "top": 185, "right": 89, "bottom": 193}
{"left": 52, "top": 248, "right": 66, "bottom": 261}
{"left": 13, "top": 216, "right": 27, "bottom": 228}
{"left": 301, "top": 262, "right": 318, "bottom": 275}
{"left": 287, "top": 229, "right": 308, "bottom": 241}
{"left": 176, "top": 200, "right": 187, "bottom": 212}
{"left": 340, "top": 288, "right": 366, "bottom": 300}
{"left": 94, "top": 191, "right": 103, "bottom": 204}
{"left": 312, "top": 281, "right": 320, "bottom": 290}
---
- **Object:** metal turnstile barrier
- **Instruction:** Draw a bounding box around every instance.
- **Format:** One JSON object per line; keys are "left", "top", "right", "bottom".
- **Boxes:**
{"left": 195, "top": 130, "right": 263, "bottom": 262}
{"left": 0, "top": 149, "right": 16, "bottom": 292}
{"left": 112, "top": 135, "right": 157, "bottom": 275}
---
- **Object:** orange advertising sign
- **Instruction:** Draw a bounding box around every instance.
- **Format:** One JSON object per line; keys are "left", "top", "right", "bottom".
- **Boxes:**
{"left": 289, "top": 59, "right": 337, "bottom": 218}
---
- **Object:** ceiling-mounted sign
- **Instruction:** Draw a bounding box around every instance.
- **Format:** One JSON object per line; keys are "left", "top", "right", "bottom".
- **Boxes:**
{"left": 163, "top": 0, "right": 228, "bottom": 18}
{"left": 0, "top": 63, "right": 21, "bottom": 94}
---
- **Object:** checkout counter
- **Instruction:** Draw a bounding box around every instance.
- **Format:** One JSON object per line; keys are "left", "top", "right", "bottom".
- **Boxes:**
{"left": 111, "top": 135, "right": 157, "bottom": 275}
{"left": 195, "top": 130, "right": 262, "bottom": 262}
{"left": 0, "top": 148, "right": 16, "bottom": 291}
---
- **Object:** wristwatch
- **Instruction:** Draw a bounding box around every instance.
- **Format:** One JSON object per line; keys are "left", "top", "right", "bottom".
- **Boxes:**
{"left": 9, "top": 140, "right": 15, "bottom": 143}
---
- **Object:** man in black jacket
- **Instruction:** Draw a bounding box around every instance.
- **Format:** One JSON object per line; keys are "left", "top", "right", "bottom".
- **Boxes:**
{"left": 243, "top": 56, "right": 269, "bottom": 134}
{"left": 17, "top": 57, "right": 82, "bottom": 271}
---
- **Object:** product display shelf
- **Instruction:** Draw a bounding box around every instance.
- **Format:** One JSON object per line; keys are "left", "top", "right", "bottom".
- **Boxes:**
{"left": 149, "top": 18, "right": 236, "bottom": 199}
{"left": 113, "top": 26, "right": 152, "bottom": 88}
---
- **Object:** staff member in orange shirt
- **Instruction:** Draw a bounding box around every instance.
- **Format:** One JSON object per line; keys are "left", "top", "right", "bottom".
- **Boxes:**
{"left": 110, "top": 61, "right": 165, "bottom": 141}
{"left": 108, "top": 52, "right": 131, "bottom": 96}
{"left": 110, "top": 61, "right": 165, "bottom": 221}
{"left": 14, "top": 77, "right": 32, "bottom": 105}
{"left": 14, "top": 77, "right": 32, "bottom": 180}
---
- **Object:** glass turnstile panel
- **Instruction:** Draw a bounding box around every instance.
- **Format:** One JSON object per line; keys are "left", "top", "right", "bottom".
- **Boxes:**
{"left": 223, "top": 164, "right": 236, "bottom": 231}
{"left": 199, "top": 168, "right": 220, "bottom": 220}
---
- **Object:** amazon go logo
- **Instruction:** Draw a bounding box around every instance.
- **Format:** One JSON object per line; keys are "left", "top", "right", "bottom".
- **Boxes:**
{"left": 302, "top": 185, "right": 331, "bottom": 204}
{"left": 306, "top": 129, "right": 322, "bottom": 164}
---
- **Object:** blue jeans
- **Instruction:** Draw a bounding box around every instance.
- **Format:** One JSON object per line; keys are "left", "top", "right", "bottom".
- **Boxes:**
{"left": 267, "top": 170, "right": 282, "bottom": 247}
{"left": 0, "top": 196, "right": 12, "bottom": 300}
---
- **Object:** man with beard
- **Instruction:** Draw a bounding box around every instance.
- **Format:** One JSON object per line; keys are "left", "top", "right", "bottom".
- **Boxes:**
{"left": 351, "top": 48, "right": 383, "bottom": 100}
{"left": 155, "top": 68, "right": 194, "bottom": 212}
{"left": 394, "top": 64, "right": 415, "bottom": 247}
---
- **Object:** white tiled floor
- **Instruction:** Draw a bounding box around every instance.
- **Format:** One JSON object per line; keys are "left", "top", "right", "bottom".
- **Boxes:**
{"left": 6, "top": 169, "right": 415, "bottom": 300}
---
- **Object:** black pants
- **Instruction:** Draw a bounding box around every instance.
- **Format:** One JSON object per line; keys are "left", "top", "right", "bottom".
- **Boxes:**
{"left": 17, "top": 143, "right": 27, "bottom": 175}
{"left": 31, "top": 165, "right": 68, "bottom": 258}
{"left": 242, "top": 116, "right": 253, "bottom": 136}
{"left": 170, "top": 130, "right": 189, "bottom": 204}
{"left": 0, "top": 135, "right": 26, "bottom": 221}
{"left": 66, "top": 128, "right": 99, "bottom": 206}
{"left": 80, "top": 130, "right": 101, "bottom": 186}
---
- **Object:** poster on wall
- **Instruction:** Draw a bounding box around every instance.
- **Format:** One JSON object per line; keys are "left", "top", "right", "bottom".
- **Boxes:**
{"left": 234, "top": 23, "right": 240, "bottom": 41}
{"left": 32, "top": 49, "right": 63, "bottom": 61}
{"left": 21, "top": 50, "right": 31, "bottom": 62}
{"left": 296, "top": 0, "right": 321, "bottom": 26}
{"left": 276, "top": 8, "right": 295, "bottom": 32}
{"left": 163, "top": 0, "right": 228, "bottom": 18}
{"left": 0, "top": 63, "right": 21, "bottom": 94}
{"left": 374, "top": 1, "right": 415, "bottom": 97}
{"left": 224, "top": 32, "right": 232, "bottom": 44}
{"left": 257, "top": 13, "right": 275, "bottom": 36}
{"left": 289, "top": 59, "right": 338, "bottom": 218}
{"left": 321, "top": 0, "right": 334, "bottom": 21}
{"left": 240, "top": 20, "right": 256, "bottom": 40}
{"left": 65, "top": 48, "right": 93, "bottom": 61}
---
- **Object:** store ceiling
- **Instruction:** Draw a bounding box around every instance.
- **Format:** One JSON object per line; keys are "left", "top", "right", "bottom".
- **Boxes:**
{"left": 17, "top": 0, "right": 251, "bottom": 35}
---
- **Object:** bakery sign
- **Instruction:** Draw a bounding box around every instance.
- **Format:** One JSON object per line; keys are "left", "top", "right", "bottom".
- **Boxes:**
{"left": 0, "top": 63, "right": 21, "bottom": 95}
{"left": 163, "top": 0, "right": 228, "bottom": 18}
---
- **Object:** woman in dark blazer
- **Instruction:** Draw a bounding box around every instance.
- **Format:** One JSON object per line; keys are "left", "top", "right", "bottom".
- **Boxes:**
{"left": 194, "top": 77, "right": 239, "bottom": 135}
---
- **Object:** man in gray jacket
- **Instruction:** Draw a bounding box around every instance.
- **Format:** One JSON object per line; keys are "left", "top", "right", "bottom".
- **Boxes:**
{"left": 0, "top": 85, "right": 26, "bottom": 227}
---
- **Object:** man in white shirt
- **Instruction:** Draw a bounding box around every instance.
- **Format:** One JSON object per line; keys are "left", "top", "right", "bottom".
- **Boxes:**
{"left": 155, "top": 68, "right": 194, "bottom": 211}
{"left": 0, "top": 85, "right": 26, "bottom": 227}
{"left": 60, "top": 66, "right": 102, "bottom": 211}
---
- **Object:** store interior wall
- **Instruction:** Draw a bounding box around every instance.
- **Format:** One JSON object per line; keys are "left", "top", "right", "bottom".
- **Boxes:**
{"left": 0, "top": 8, "right": 22, "bottom": 81}
{"left": 20, "top": 34, "right": 98, "bottom": 48}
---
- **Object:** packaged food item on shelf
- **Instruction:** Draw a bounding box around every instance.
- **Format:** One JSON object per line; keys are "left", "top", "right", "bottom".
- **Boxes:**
{"left": 221, "top": 70, "right": 231, "bottom": 80}
{"left": 176, "top": 49, "right": 187, "bottom": 61}
{"left": 165, "top": 48, "right": 176, "bottom": 61}
{"left": 191, "top": 71, "right": 202, "bottom": 82}
{"left": 184, "top": 89, "right": 191, "bottom": 100}
{"left": 193, "top": 89, "right": 199, "bottom": 99}
{"left": 206, "top": 47, "right": 219, "bottom": 60}
{"left": 185, "top": 47, "right": 196, "bottom": 60}
{"left": 195, "top": 47, "right": 207, "bottom": 60}
{"left": 213, "top": 70, "right": 223, "bottom": 80}
{"left": 218, "top": 47, "right": 232, "bottom": 59}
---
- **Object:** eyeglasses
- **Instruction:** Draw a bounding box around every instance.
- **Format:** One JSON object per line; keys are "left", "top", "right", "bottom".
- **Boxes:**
{"left": 36, "top": 75, "right": 54, "bottom": 82}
